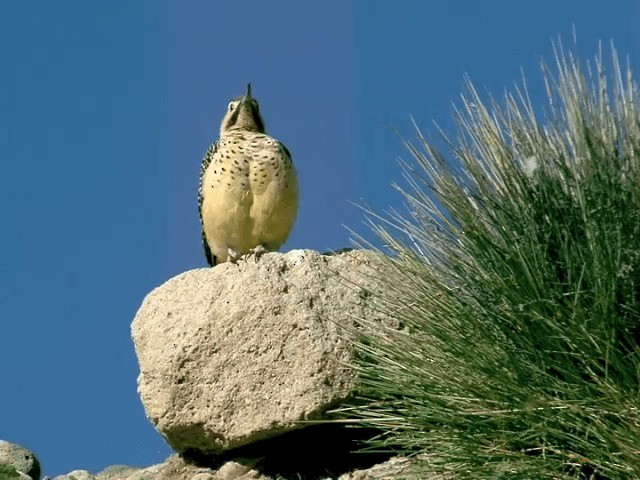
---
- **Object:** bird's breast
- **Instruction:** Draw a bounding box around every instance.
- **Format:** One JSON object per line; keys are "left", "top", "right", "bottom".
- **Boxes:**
{"left": 202, "top": 133, "right": 298, "bottom": 238}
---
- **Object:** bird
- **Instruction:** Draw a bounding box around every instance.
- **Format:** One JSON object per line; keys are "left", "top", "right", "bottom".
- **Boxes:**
{"left": 198, "top": 83, "right": 299, "bottom": 266}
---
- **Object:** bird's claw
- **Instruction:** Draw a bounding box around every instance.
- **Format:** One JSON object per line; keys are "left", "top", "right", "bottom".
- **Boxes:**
{"left": 244, "top": 244, "right": 268, "bottom": 263}
{"left": 227, "top": 248, "right": 241, "bottom": 264}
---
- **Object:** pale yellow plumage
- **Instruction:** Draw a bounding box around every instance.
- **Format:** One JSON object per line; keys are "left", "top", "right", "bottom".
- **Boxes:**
{"left": 198, "top": 84, "right": 298, "bottom": 266}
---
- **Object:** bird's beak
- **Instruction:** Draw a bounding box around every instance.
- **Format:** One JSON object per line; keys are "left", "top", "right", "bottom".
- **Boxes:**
{"left": 237, "top": 83, "right": 253, "bottom": 110}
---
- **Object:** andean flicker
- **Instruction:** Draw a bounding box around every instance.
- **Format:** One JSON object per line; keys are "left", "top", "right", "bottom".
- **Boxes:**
{"left": 198, "top": 84, "right": 299, "bottom": 266}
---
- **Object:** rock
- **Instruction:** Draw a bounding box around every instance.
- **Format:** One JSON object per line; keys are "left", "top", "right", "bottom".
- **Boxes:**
{"left": 52, "top": 453, "right": 410, "bottom": 480}
{"left": 111, "top": 467, "right": 159, "bottom": 480}
{"left": 0, "top": 465, "right": 31, "bottom": 480}
{"left": 132, "top": 249, "right": 384, "bottom": 454}
{"left": 95, "top": 465, "right": 143, "bottom": 479}
{"left": 52, "top": 471, "right": 94, "bottom": 480}
{"left": 211, "top": 461, "right": 265, "bottom": 480}
{"left": 0, "top": 441, "right": 40, "bottom": 480}
{"left": 142, "top": 455, "right": 266, "bottom": 480}
{"left": 52, "top": 465, "right": 156, "bottom": 480}
{"left": 338, "top": 457, "right": 412, "bottom": 479}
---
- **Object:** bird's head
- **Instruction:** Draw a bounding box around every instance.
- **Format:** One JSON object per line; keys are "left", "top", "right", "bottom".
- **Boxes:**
{"left": 220, "top": 83, "right": 266, "bottom": 135}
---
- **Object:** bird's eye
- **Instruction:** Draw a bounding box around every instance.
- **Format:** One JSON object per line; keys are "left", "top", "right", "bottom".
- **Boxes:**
{"left": 228, "top": 102, "right": 235, "bottom": 112}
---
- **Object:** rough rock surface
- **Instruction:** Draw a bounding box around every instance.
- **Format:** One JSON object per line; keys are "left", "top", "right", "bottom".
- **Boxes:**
{"left": 51, "top": 471, "right": 95, "bottom": 480}
{"left": 50, "top": 455, "right": 412, "bottom": 480}
{"left": 0, "top": 441, "right": 40, "bottom": 480}
{"left": 338, "top": 457, "right": 415, "bottom": 479}
{"left": 132, "top": 249, "right": 384, "bottom": 455}
{"left": 50, "top": 456, "right": 266, "bottom": 480}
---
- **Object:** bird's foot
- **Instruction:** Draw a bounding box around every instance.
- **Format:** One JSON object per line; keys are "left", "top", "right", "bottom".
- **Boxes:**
{"left": 244, "top": 244, "right": 268, "bottom": 263}
{"left": 227, "top": 248, "right": 241, "bottom": 264}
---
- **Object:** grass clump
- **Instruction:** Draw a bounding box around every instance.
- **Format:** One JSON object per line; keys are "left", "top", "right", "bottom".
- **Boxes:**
{"left": 343, "top": 43, "right": 640, "bottom": 479}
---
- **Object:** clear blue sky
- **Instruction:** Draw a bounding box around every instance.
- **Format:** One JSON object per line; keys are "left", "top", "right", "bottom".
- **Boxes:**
{"left": 1, "top": 1, "right": 638, "bottom": 477}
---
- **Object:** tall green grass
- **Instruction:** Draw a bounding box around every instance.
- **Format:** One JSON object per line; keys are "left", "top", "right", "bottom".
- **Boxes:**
{"left": 344, "top": 43, "right": 640, "bottom": 479}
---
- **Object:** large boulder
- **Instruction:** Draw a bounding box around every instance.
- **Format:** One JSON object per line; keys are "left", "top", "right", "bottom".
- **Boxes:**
{"left": 131, "top": 249, "right": 384, "bottom": 455}
{"left": 0, "top": 441, "right": 40, "bottom": 480}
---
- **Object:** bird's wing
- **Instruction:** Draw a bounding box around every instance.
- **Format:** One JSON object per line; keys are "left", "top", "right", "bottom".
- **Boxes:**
{"left": 280, "top": 142, "right": 293, "bottom": 161}
{"left": 199, "top": 141, "right": 217, "bottom": 266}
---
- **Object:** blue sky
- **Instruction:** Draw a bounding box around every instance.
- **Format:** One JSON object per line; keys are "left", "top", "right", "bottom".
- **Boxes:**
{"left": 1, "top": 1, "right": 638, "bottom": 477}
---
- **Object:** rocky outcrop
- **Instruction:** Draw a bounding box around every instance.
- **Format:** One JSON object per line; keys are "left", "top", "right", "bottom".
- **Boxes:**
{"left": 14, "top": 249, "right": 402, "bottom": 480}
{"left": 0, "top": 441, "right": 40, "bottom": 480}
{"left": 50, "top": 455, "right": 411, "bottom": 480}
{"left": 50, "top": 456, "right": 261, "bottom": 480}
{"left": 132, "top": 249, "right": 385, "bottom": 456}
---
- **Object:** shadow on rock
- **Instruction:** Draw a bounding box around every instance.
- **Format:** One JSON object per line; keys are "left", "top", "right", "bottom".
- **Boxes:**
{"left": 182, "top": 423, "right": 394, "bottom": 480}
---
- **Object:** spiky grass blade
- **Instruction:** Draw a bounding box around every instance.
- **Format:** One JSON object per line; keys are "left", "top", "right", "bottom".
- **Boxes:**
{"left": 344, "top": 43, "right": 640, "bottom": 479}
